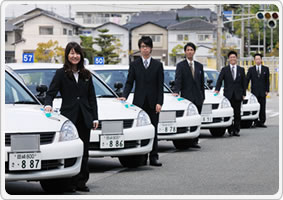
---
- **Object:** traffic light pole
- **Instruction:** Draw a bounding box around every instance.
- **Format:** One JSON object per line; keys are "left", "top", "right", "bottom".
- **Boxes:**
{"left": 216, "top": 4, "right": 222, "bottom": 71}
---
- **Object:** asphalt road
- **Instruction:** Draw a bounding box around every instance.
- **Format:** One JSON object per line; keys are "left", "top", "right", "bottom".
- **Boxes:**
{"left": 5, "top": 95, "right": 280, "bottom": 197}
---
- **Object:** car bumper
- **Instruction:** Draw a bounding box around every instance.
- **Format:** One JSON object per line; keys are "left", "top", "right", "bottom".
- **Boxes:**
{"left": 201, "top": 107, "right": 234, "bottom": 128}
{"left": 89, "top": 125, "right": 154, "bottom": 157}
{"left": 5, "top": 139, "right": 83, "bottom": 181}
{"left": 158, "top": 114, "right": 201, "bottom": 140}
{"left": 241, "top": 103, "right": 260, "bottom": 120}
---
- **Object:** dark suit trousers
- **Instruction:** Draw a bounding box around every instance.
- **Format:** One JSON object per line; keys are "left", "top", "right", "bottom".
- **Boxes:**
{"left": 229, "top": 94, "right": 242, "bottom": 132}
{"left": 142, "top": 98, "right": 159, "bottom": 160}
{"left": 73, "top": 109, "right": 91, "bottom": 187}
{"left": 256, "top": 95, "right": 266, "bottom": 125}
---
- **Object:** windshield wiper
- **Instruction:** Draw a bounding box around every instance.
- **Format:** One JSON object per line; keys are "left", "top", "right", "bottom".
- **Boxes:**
{"left": 96, "top": 95, "right": 115, "bottom": 98}
{"left": 13, "top": 101, "right": 38, "bottom": 104}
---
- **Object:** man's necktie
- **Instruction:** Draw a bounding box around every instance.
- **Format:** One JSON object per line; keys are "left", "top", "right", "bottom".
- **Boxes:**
{"left": 257, "top": 66, "right": 260, "bottom": 77}
{"left": 190, "top": 61, "right": 194, "bottom": 79}
{"left": 231, "top": 66, "right": 235, "bottom": 80}
{"left": 144, "top": 59, "right": 148, "bottom": 69}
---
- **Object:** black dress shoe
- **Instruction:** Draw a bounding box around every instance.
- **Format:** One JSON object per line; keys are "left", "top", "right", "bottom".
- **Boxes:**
{"left": 233, "top": 131, "right": 240, "bottom": 137}
{"left": 227, "top": 129, "right": 233, "bottom": 136}
{"left": 258, "top": 124, "right": 267, "bottom": 128}
{"left": 190, "top": 144, "right": 201, "bottom": 149}
{"left": 149, "top": 159, "right": 162, "bottom": 167}
{"left": 65, "top": 187, "right": 76, "bottom": 193}
{"left": 76, "top": 186, "right": 90, "bottom": 192}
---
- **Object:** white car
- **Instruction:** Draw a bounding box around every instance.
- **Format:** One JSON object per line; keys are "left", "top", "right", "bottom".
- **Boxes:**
{"left": 164, "top": 66, "right": 234, "bottom": 137}
{"left": 9, "top": 63, "right": 155, "bottom": 168}
{"left": 203, "top": 67, "right": 260, "bottom": 128}
{"left": 88, "top": 65, "right": 202, "bottom": 150}
{"left": 5, "top": 66, "right": 83, "bottom": 193}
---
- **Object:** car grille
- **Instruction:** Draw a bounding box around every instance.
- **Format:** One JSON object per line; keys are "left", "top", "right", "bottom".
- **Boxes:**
{"left": 96, "top": 119, "right": 134, "bottom": 130}
{"left": 89, "top": 139, "right": 150, "bottom": 150}
{"left": 5, "top": 132, "right": 56, "bottom": 146}
{"left": 5, "top": 158, "right": 77, "bottom": 173}
{"left": 176, "top": 110, "right": 184, "bottom": 118}
{"left": 243, "top": 111, "right": 258, "bottom": 116}
{"left": 212, "top": 104, "right": 219, "bottom": 109}
{"left": 158, "top": 126, "right": 198, "bottom": 135}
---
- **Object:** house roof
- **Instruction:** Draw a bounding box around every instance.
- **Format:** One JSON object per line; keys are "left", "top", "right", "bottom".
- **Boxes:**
{"left": 123, "top": 19, "right": 178, "bottom": 30}
{"left": 129, "top": 10, "right": 177, "bottom": 24}
{"left": 168, "top": 18, "right": 216, "bottom": 31}
{"left": 10, "top": 8, "right": 81, "bottom": 27}
{"left": 93, "top": 22, "right": 128, "bottom": 31}
{"left": 5, "top": 21, "right": 18, "bottom": 31}
{"left": 130, "top": 21, "right": 167, "bottom": 31}
{"left": 177, "top": 8, "right": 217, "bottom": 22}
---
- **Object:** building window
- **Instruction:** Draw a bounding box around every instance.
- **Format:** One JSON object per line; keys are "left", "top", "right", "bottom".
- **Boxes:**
{"left": 68, "top": 30, "right": 72, "bottom": 36}
{"left": 5, "top": 34, "right": 8, "bottom": 42}
{"left": 39, "top": 26, "right": 53, "bottom": 35}
{"left": 177, "top": 34, "right": 188, "bottom": 41}
{"left": 63, "top": 28, "right": 67, "bottom": 35}
{"left": 83, "top": 13, "right": 92, "bottom": 24}
{"left": 143, "top": 35, "right": 161, "bottom": 43}
{"left": 198, "top": 34, "right": 212, "bottom": 42}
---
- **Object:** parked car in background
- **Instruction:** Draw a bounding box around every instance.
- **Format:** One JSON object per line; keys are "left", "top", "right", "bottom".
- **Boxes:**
{"left": 5, "top": 66, "right": 83, "bottom": 193}
{"left": 89, "top": 65, "right": 202, "bottom": 150}
{"left": 164, "top": 66, "right": 234, "bottom": 137}
{"left": 9, "top": 63, "right": 155, "bottom": 168}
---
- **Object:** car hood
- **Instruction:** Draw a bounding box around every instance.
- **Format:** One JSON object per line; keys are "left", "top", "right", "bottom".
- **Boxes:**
{"left": 53, "top": 98, "right": 141, "bottom": 120}
{"left": 127, "top": 93, "right": 191, "bottom": 111}
{"left": 204, "top": 90, "right": 225, "bottom": 104}
{"left": 216, "top": 88, "right": 251, "bottom": 100}
{"left": 5, "top": 104, "right": 67, "bottom": 133}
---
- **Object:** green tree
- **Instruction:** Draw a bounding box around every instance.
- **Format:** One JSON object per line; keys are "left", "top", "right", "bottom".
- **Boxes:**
{"left": 93, "top": 28, "right": 120, "bottom": 64}
{"left": 34, "top": 40, "right": 64, "bottom": 63}
{"left": 80, "top": 35, "right": 96, "bottom": 64}
{"left": 169, "top": 44, "right": 185, "bottom": 64}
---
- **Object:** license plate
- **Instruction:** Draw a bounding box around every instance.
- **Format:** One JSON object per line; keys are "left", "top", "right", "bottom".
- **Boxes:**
{"left": 202, "top": 115, "right": 213, "bottom": 123}
{"left": 9, "top": 152, "right": 41, "bottom": 171}
{"left": 100, "top": 135, "right": 124, "bottom": 149}
{"left": 158, "top": 122, "right": 177, "bottom": 134}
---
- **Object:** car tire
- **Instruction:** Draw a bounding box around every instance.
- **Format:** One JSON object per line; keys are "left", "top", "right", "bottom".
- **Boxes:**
{"left": 209, "top": 128, "right": 226, "bottom": 137}
{"left": 240, "top": 120, "right": 253, "bottom": 128}
{"left": 118, "top": 154, "right": 147, "bottom": 168}
{"left": 172, "top": 139, "right": 193, "bottom": 150}
{"left": 40, "top": 178, "right": 72, "bottom": 194}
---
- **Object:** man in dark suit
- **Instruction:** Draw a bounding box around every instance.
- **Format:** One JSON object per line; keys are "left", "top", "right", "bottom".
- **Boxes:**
{"left": 172, "top": 42, "right": 205, "bottom": 148}
{"left": 215, "top": 51, "right": 246, "bottom": 136}
{"left": 246, "top": 53, "right": 270, "bottom": 128}
{"left": 118, "top": 36, "right": 164, "bottom": 167}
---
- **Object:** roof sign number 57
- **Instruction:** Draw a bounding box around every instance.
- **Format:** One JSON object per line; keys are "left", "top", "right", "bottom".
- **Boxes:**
{"left": 22, "top": 53, "right": 34, "bottom": 63}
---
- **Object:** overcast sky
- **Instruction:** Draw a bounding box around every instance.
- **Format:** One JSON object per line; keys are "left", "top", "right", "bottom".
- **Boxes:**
{"left": 4, "top": 3, "right": 216, "bottom": 18}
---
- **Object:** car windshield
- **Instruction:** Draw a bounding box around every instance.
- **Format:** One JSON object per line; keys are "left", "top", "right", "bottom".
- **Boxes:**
{"left": 204, "top": 70, "right": 220, "bottom": 88}
{"left": 5, "top": 71, "right": 38, "bottom": 104}
{"left": 15, "top": 69, "right": 115, "bottom": 98}
{"left": 95, "top": 69, "right": 170, "bottom": 93}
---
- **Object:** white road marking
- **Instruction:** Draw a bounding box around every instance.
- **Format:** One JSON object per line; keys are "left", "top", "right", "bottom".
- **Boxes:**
{"left": 269, "top": 113, "right": 279, "bottom": 118}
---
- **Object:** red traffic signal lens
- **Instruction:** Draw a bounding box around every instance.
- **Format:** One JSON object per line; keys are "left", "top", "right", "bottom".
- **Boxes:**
{"left": 272, "top": 12, "right": 278, "bottom": 19}
{"left": 265, "top": 12, "right": 271, "bottom": 19}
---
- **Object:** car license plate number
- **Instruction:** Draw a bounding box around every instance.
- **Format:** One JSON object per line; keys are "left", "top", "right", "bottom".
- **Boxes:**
{"left": 9, "top": 152, "right": 41, "bottom": 171}
{"left": 100, "top": 135, "right": 124, "bottom": 149}
{"left": 202, "top": 115, "right": 213, "bottom": 123}
{"left": 158, "top": 122, "right": 177, "bottom": 134}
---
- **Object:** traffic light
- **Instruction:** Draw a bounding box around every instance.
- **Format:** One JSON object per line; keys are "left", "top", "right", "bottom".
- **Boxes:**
{"left": 256, "top": 11, "right": 279, "bottom": 28}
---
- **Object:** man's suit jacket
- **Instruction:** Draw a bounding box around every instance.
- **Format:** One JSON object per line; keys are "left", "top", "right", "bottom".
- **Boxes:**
{"left": 173, "top": 60, "right": 205, "bottom": 106}
{"left": 215, "top": 65, "right": 246, "bottom": 101}
{"left": 122, "top": 57, "right": 164, "bottom": 109}
{"left": 45, "top": 68, "right": 98, "bottom": 129}
{"left": 246, "top": 65, "right": 270, "bottom": 97}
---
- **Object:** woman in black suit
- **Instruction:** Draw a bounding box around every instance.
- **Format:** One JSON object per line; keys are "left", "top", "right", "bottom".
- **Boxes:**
{"left": 45, "top": 42, "right": 99, "bottom": 192}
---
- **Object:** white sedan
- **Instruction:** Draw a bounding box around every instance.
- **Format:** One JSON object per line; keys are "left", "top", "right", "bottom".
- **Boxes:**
{"left": 164, "top": 66, "right": 234, "bottom": 137}
{"left": 203, "top": 67, "right": 260, "bottom": 128}
{"left": 88, "top": 65, "right": 202, "bottom": 150}
{"left": 9, "top": 63, "right": 155, "bottom": 168}
{"left": 5, "top": 66, "right": 83, "bottom": 193}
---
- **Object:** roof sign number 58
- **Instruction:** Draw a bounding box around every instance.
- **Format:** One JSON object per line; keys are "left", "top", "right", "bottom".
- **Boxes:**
{"left": 22, "top": 53, "right": 34, "bottom": 63}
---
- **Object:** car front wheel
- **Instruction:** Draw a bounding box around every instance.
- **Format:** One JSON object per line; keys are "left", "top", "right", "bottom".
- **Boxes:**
{"left": 241, "top": 120, "right": 254, "bottom": 128}
{"left": 118, "top": 154, "right": 147, "bottom": 168}
{"left": 209, "top": 128, "right": 226, "bottom": 137}
{"left": 172, "top": 139, "right": 193, "bottom": 150}
{"left": 40, "top": 178, "right": 73, "bottom": 194}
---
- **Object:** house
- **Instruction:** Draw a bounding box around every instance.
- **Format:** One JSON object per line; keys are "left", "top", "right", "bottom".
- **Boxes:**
{"left": 167, "top": 18, "right": 217, "bottom": 66}
{"left": 5, "top": 8, "right": 81, "bottom": 63}
{"left": 92, "top": 22, "right": 129, "bottom": 65}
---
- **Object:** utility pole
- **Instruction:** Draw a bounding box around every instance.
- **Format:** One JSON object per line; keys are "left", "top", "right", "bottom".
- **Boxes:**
{"left": 263, "top": 5, "right": 266, "bottom": 57}
{"left": 258, "top": 32, "right": 260, "bottom": 52}
{"left": 247, "top": 4, "right": 251, "bottom": 57}
{"left": 240, "top": 5, "right": 245, "bottom": 58}
{"left": 216, "top": 4, "right": 223, "bottom": 70}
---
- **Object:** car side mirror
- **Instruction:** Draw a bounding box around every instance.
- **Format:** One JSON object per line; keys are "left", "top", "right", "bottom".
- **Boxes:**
{"left": 206, "top": 79, "right": 214, "bottom": 89}
{"left": 169, "top": 80, "right": 175, "bottom": 90}
{"left": 36, "top": 84, "right": 48, "bottom": 104}
{"left": 114, "top": 82, "right": 123, "bottom": 97}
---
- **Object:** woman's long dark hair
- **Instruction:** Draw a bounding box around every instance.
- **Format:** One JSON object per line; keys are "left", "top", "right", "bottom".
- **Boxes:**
{"left": 64, "top": 42, "right": 91, "bottom": 79}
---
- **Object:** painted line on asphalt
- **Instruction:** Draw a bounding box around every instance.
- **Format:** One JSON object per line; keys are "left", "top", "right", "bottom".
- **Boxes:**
{"left": 269, "top": 112, "right": 279, "bottom": 118}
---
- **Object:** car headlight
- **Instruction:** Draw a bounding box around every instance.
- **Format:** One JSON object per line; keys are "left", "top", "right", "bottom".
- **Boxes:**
{"left": 59, "top": 120, "right": 79, "bottom": 142}
{"left": 136, "top": 110, "right": 151, "bottom": 127}
{"left": 187, "top": 103, "right": 199, "bottom": 116}
{"left": 220, "top": 98, "right": 231, "bottom": 109}
{"left": 249, "top": 94, "right": 258, "bottom": 104}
